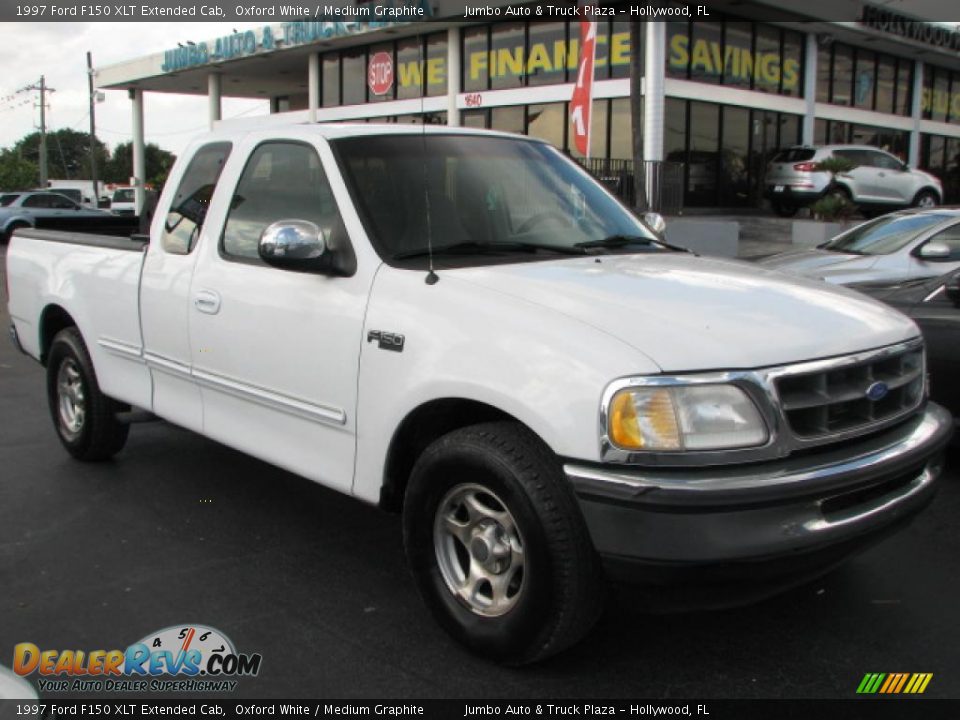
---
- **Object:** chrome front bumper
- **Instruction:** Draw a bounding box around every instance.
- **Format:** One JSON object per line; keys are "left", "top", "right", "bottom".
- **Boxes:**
{"left": 566, "top": 403, "right": 953, "bottom": 574}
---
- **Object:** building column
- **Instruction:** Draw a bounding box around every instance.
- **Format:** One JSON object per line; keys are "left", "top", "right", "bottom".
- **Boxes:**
{"left": 909, "top": 59, "right": 924, "bottom": 167}
{"left": 802, "top": 33, "right": 818, "bottom": 145}
{"left": 129, "top": 88, "right": 146, "bottom": 216}
{"left": 208, "top": 72, "right": 221, "bottom": 130}
{"left": 446, "top": 26, "right": 460, "bottom": 126}
{"left": 642, "top": 22, "right": 666, "bottom": 162}
{"left": 308, "top": 52, "right": 319, "bottom": 123}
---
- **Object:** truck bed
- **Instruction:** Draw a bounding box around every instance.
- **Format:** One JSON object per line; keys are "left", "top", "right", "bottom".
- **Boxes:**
{"left": 7, "top": 227, "right": 152, "bottom": 411}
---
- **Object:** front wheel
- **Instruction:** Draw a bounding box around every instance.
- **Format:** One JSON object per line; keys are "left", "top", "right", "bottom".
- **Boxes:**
{"left": 46, "top": 327, "right": 129, "bottom": 461}
{"left": 403, "top": 421, "right": 603, "bottom": 664}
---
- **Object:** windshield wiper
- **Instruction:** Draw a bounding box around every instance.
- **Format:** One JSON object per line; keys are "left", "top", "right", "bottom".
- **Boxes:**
{"left": 394, "top": 240, "right": 586, "bottom": 260}
{"left": 575, "top": 234, "right": 691, "bottom": 253}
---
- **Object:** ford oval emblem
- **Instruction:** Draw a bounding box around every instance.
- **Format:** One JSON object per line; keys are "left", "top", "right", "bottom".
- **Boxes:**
{"left": 866, "top": 381, "right": 890, "bottom": 401}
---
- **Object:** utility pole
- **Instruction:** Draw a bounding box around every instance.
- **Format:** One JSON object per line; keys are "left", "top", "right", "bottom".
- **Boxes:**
{"left": 87, "top": 52, "right": 99, "bottom": 205}
{"left": 27, "top": 76, "right": 54, "bottom": 188}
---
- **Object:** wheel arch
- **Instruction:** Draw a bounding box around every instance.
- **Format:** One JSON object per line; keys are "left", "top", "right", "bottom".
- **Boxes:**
{"left": 380, "top": 398, "right": 531, "bottom": 513}
{"left": 39, "top": 304, "right": 79, "bottom": 366}
{"left": 913, "top": 186, "right": 941, "bottom": 204}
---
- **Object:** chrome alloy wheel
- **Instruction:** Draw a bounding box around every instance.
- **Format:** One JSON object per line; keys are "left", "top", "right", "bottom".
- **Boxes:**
{"left": 917, "top": 194, "right": 937, "bottom": 208}
{"left": 56, "top": 358, "right": 86, "bottom": 438}
{"left": 433, "top": 483, "right": 525, "bottom": 617}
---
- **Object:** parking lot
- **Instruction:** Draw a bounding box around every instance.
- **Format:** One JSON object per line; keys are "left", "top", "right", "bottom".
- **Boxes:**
{"left": 1, "top": 243, "right": 958, "bottom": 699}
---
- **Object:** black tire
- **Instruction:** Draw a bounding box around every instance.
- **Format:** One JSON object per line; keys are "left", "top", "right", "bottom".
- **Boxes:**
{"left": 403, "top": 421, "right": 603, "bottom": 664}
{"left": 771, "top": 202, "right": 798, "bottom": 218}
{"left": 46, "top": 327, "right": 129, "bottom": 461}
{"left": 913, "top": 189, "right": 939, "bottom": 209}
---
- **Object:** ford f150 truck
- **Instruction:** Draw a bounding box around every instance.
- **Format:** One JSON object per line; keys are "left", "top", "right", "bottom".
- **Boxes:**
{"left": 6, "top": 125, "right": 953, "bottom": 663}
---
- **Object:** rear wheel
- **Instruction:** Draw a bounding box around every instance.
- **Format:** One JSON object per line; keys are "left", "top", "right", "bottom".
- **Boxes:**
{"left": 771, "top": 202, "right": 798, "bottom": 218}
{"left": 913, "top": 190, "right": 939, "bottom": 209}
{"left": 46, "top": 327, "right": 129, "bottom": 461}
{"left": 403, "top": 421, "right": 603, "bottom": 664}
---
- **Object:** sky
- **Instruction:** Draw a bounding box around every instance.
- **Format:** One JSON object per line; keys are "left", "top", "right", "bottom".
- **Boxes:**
{"left": 0, "top": 22, "right": 269, "bottom": 158}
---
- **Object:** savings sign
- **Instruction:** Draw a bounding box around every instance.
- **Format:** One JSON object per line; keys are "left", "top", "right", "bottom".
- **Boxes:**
{"left": 368, "top": 51, "right": 394, "bottom": 96}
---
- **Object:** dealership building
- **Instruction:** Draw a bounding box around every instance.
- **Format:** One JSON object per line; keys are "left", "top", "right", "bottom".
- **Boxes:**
{"left": 95, "top": 0, "right": 960, "bottom": 210}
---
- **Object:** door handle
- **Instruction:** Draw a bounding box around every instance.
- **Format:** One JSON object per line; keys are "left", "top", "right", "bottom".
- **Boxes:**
{"left": 193, "top": 289, "right": 221, "bottom": 315}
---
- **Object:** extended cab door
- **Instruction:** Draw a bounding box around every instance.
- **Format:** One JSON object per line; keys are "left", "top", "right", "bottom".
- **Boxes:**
{"left": 140, "top": 142, "right": 233, "bottom": 432}
{"left": 186, "top": 138, "right": 370, "bottom": 494}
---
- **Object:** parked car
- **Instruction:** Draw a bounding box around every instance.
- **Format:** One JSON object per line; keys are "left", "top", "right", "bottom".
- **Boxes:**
{"left": 765, "top": 145, "right": 942, "bottom": 217}
{"left": 6, "top": 125, "right": 953, "bottom": 663}
{"left": 109, "top": 186, "right": 136, "bottom": 216}
{"left": 849, "top": 269, "right": 960, "bottom": 418}
{"left": 0, "top": 191, "right": 110, "bottom": 242}
{"left": 756, "top": 208, "right": 960, "bottom": 285}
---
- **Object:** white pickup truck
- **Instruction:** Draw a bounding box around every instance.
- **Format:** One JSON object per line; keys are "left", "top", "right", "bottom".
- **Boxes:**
{"left": 6, "top": 125, "right": 953, "bottom": 663}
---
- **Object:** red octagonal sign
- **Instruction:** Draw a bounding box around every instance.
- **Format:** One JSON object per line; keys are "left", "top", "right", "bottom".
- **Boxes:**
{"left": 367, "top": 52, "right": 394, "bottom": 96}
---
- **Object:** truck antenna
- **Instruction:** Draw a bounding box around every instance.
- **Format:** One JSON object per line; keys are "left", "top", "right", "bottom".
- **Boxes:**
{"left": 419, "top": 33, "right": 438, "bottom": 285}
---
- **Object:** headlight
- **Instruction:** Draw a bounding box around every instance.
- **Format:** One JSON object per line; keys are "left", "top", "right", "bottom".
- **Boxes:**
{"left": 608, "top": 384, "right": 768, "bottom": 452}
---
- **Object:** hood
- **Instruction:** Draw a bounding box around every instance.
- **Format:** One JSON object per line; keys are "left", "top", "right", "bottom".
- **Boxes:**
{"left": 447, "top": 254, "right": 918, "bottom": 372}
{"left": 754, "top": 249, "right": 877, "bottom": 275}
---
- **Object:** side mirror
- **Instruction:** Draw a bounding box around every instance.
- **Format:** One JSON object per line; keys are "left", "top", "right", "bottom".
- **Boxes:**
{"left": 258, "top": 220, "right": 328, "bottom": 272}
{"left": 643, "top": 212, "right": 666, "bottom": 236}
{"left": 917, "top": 242, "right": 951, "bottom": 261}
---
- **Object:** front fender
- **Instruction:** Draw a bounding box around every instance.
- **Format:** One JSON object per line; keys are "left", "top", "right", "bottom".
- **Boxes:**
{"left": 351, "top": 266, "right": 660, "bottom": 504}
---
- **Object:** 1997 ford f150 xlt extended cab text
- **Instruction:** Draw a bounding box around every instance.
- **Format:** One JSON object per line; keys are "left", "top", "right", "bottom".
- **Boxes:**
{"left": 6, "top": 125, "right": 953, "bottom": 663}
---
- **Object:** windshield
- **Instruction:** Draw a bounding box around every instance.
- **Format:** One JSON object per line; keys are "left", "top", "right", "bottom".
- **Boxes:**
{"left": 332, "top": 134, "right": 658, "bottom": 264}
{"left": 0, "top": 193, "right": 20, "bottom": 206}
{"left": 823, "top": 213, "right": 951, "bottom": 255}
{"left": 113, "top": 189, "right": 135, "bottom": 202}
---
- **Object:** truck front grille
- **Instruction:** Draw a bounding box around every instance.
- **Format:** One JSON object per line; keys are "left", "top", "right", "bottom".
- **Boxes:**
{"left": 775, "top": 346, "right": 924, "bottom": 439}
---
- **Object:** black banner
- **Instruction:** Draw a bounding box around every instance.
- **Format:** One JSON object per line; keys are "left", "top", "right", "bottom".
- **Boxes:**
{"left": 2, "top": 700, "right": 960, "bottom": 720}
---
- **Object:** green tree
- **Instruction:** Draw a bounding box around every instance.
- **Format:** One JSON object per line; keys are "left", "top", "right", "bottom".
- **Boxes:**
{"left": 105, "top": 142, "right": 176, "bottom": 191}
{"left": 14, "top": 129, "right": 110, "bottom": 181}
{"left": 0, "top": 148, "right": 38, "bottom": 190}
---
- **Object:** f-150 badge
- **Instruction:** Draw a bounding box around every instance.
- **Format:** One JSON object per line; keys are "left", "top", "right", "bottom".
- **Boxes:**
{"left": 367, "top": 330, "right": 405, "bottom": 352}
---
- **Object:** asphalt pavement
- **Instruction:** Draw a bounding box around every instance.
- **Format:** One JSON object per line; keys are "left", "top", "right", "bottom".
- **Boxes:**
{"left": 1, "top": 244, "right": 958, "bottom": 699}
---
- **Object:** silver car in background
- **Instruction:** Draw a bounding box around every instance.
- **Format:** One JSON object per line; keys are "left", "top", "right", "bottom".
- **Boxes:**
{"left": 765, "top": 145, "right": 943, "bottom": 217}
{"left": 757, "top": 208, "right": 960, "bottom": 285}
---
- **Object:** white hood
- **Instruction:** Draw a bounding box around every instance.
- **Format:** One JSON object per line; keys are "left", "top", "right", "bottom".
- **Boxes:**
{"left": 448, "top": 254, "right": 919, "bottom": 372}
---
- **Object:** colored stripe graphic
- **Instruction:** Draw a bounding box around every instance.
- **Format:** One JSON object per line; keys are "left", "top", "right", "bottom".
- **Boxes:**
{"left": 857, "top": 673, "right": 932, "bottom": 694}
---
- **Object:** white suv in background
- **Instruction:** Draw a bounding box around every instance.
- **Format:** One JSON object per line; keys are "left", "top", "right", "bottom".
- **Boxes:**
{"left": 765, "top": 145, "right": 943, "bottom": 217}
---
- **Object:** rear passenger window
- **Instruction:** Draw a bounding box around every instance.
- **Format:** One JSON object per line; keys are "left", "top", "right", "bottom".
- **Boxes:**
{"left": 22, "top": 194, "right": 50, "bottom": 208}
{"left": 162, "top": 142, "right": 232, "bottom": 255}
{"left": 221, "top": 142, "right": 343, "bottom": 262}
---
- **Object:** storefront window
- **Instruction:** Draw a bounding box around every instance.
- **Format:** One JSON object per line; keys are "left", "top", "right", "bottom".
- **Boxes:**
{"left": 609, "top": 98, "right": 632, "bottom": 160}
{"left": 322, "top": 52, "right": 339, "bottom": 107}
{"left": 609, "top": 21, "right": 632, "bottom": 79}
{"left": 490, "top": 23, "right": 525, "bottom": 91}
{"left": 814, "top": 119, "right": 828, "bottom": 145}
{"left": 527, "top": 22, "right": 567, "bottom": 87}
{"left": 945, "top": 137, "right": 960, "bottom": 204}
{"left": 425, "top": 33, "right": 448, "bottom": 97}
{"left": 666, "top": 22, "right": 690, "bottom": 79}
{"left": 752, "top": 25, "right": 780, "bottom": 94}
{"left": 721, "top": 106, "right": 750, "bottom": 206}
{"left": 895, "top": 60, "right": 913, "bottom": 116}
{"left": 853, "top": 49, "right": 876, "bottom": 110}
{"left": 664, "top": 98, "right": 687, "bottom": 167}
{"left": 461, "top": 109, "right": 488, "bottom": 129}
{"left": 491, "top": 105, "right": 525, "bottom": 134}
{"left": 723, "top": 22, "right": 753, "bottom": 90}
{"left": 463, "top": 26, "right": 489, "bottom": 92}
{"left": 831, "top": 45, "right": 853, "bottom": 106}
{"left": 689, "top": 21, "right": 723, "bottom": 85}
{"left": 341, "top": 48, "right": 366, "bottom": 106}
{"left": 780, "top": 115, "right": 801, "bottom": 148}
{"left": 687, "top": 102, "right": 720, "bottom": 205}
{"left": 816, "top": 46, "right": 831, "bottom": 103}
{"left": 396, "top": 37, "right": 423, "bottom": 100}
{"left": 875, "top": 55, "right": 896, "bottom": 115}
{"left": 781, "top": 30, "right": 803, "bottom": 98}
{"left": 367, "top": 43, "right": 394, "bottom": 103}
{"left": 527, "top": 103, "right": 565, "bottom": 149}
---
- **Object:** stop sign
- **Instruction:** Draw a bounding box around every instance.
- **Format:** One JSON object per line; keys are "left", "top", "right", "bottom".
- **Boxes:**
{"left": 368, "top": 52, "right": 394, "bottom": 96}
